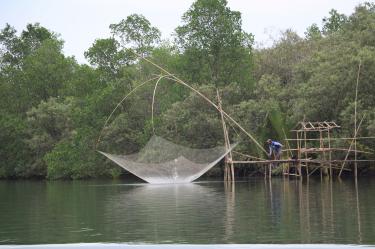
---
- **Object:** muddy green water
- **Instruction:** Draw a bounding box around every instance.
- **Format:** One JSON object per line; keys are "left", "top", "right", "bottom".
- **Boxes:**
{"left": 0, "top": 178, "right": 374, "bottom": 245}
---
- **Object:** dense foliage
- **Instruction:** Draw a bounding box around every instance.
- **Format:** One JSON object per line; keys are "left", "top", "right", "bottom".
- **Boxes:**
{"left": 1, "top": 0, "right": 374, "bottom": 179}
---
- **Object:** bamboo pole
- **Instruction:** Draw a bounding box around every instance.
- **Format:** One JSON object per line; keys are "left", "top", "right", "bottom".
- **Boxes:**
{"left": 284, "top": 136, "right": 375, "bottom": 141}
{"left": 227, "top": 125, "right": 234, "bottom": 181}
{"left": 217, "top": 89, "right": 226, "bottom": 181}
{"left": 131, "top": 52, "right": 268, "bottom": 155}
{"left": 264, "top": 163, "right": 267, "bottom": 179}
{"left": 217, "top": 89, "right": 234, "bottom": 182}
{"left": 291, "top": 128, "right": 339, "bottom": 132}
{"left": 227, "top": 120, "right": 241, "bottom": 138}
{"left": 96, "top": 75, "right": 160, "bottom": 148}
{"left": 297, "top": 131, "right": 301, "bottom": 177}
{"left": 304, "top": 130, "right": 309, "bottom": 176}
{"left": 151, "top": 75, "right": 170, "bottom": 134}
{"left": 269, "top": 161, "right": 272, "bottom": 179}
{"left": 225, "top": 162, "right": 229, "bottom": 181}
{"left": 327, "top": 129, "right": 332, "bottom": 177}
{"left": 283, "top": 148, "right": 370, "bottom": 154}
{"left": 232, "top": 151, "right": 265, "bottom": 161}
{"left": 282, "top": 128, "right": 292, "bottom": 174}
{"left": 320, "top": 130, "right": 327, "bottom": 176}
{"left": 168, "top": 75, "right": 267, "bottom": 154}
{"left": 354, "top": 60, "right": 362, "bottom": 179}
{"left": 338, "top": 114, "right": 365, "bottom": 177}
{"left": 282, "top": 129, "right": 292, "bottom": 158}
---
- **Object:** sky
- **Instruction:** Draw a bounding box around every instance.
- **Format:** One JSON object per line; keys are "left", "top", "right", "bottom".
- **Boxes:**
{"left": 0, "top": 0, "right": 367, "bottom": 63}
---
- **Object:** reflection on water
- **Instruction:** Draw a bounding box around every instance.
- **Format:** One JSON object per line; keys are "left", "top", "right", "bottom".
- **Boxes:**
{"left": 103, "top": 183, "right": 226, "bottom": 243}
{"left": 0, "top": 243, "right": 374, "bottom": 249}
{"left": 0, "top": 178, "right": 374, "bottom": 245}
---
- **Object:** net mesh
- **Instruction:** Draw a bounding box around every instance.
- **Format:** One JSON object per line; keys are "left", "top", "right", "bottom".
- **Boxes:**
{"left": 99, "top": 135, "right": 236, "bottom": 184}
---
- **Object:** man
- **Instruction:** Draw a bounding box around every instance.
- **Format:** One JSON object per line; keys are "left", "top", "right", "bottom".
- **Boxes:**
{"left": 267, "top": 139, "right": 283, "bottom": 161}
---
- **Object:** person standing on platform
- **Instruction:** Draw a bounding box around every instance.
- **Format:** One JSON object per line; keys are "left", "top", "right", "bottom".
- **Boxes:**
{"left": 267, "top": 139, "right": 283, "bottom": 164}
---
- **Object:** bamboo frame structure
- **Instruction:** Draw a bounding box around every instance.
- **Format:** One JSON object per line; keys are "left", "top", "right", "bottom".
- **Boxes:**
{"left": 134, "top": 52, "right": 268, "bottom": 155}
{"left": 96, "top": 52, "right": 270, "bottom": 182}
{"left": 97, "top": 52, "right": 267, "bottom": 155}
{"left": 217, "top": 89, "right": 234, "bottom": 182}
{"left": 97, "top": 53, "right": 374, "bottom": 181}
{"left": 287, "top": 121, "right": 363, "bottom": 178}
{"left": 231, "top": 119, "right": 374, "bottom": 179}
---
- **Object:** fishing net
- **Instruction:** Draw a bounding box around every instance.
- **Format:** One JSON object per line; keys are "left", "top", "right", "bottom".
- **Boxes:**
{"left": 99, "top": 135, "right": 236, "bottom": 184}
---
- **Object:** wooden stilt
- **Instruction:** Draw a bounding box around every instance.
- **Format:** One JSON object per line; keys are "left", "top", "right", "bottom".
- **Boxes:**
{"left": 282, "top": 128, "right": 293, "bottom": 175}
{"left": 282, "top": 129, "right": 288, "bottom": 175}
{"left": 217, "top": 89, "right": 234, "bottom": 182}
{"left": 320, "top": 130, "right": 328, "bottom": 177}
{"left": 269, "top": 163, "right": 272, "bottom": 179}
{"left": 319, "top": 131, "right": 323, "bottom": 178}
{"left": 229, "top": 140, "right": 234, "bottom": 181}
{"left": 304, "top": 130, "right": 309, "bottom": 176}
{"left": 224, "top": 163, "right": 228, "bottom": 181}
{"left": 297, "top": 132, "right": 301, "bottom": 177}
{"left": 327, "top": 129, "right": 332, "bottom": 177}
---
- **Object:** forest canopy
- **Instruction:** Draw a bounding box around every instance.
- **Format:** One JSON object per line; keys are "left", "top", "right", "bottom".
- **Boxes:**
{"left": 1, "top": 0, "right": 375, "bottom": 179}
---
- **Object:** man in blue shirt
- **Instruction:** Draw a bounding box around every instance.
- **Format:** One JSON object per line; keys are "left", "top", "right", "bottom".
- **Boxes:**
{"left": 267, "top": 139, "right": 283, "bottom": 161}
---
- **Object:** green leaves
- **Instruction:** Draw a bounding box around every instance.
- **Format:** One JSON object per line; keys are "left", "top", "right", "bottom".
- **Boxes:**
{"left": 0, "top": 23, "right": 61, "bottom": 70}
{"left": 22, "top": 39, "right": 73, "bottom": 103}
{"left": 110, "top": 14, "right": 161, "bottom": 56}
{"left": 84, "top": 38, "right": 130, "bottom": 79}
{"left": 175, "top": 0, "right": 254, "bottom": 86}
{"left": 2, "top": 2, "right": 375, "bottom": 179}
{"left": 0, "top": 113, "right": 29, "bottom": 178}
{"left": 44, "top": 127, "right": 104, "bottom": 180}
{"left": 322, "top": 9, "right": 348, "bottom": 35}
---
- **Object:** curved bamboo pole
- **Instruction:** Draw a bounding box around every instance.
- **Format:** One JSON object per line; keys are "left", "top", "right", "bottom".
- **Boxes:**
{"left": 156, "top": 75, "right": 267, "bottom": 154}
{"left": 95, "top": 76, "right": 160, "bottom": 149}
{"left": 163, "top": 75, "right": 266, "bottom": 154}
{"left": 151, "top": 75, "right": 170, "bottom": 134}
{"left": 98, "top": 51, "right": 267, "bottom": 154}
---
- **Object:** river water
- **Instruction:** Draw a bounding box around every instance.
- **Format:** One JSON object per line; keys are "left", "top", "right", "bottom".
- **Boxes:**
{"left": 0, "top": 177, "right": 374, "bottom": 245}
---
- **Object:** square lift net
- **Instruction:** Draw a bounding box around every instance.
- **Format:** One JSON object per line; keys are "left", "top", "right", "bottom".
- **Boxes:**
{"left": 99, "top": 135, "right": 236, "bottom": 184}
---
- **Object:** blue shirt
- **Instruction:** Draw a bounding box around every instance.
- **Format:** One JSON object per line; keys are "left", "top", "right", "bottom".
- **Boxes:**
{"left": 269, "top": 141, "right": 283, "bottom": 155}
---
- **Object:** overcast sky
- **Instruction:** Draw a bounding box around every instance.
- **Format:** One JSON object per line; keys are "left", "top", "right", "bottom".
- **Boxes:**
{"left": 0, "top": 0, "right": 366, "bottom": 63}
